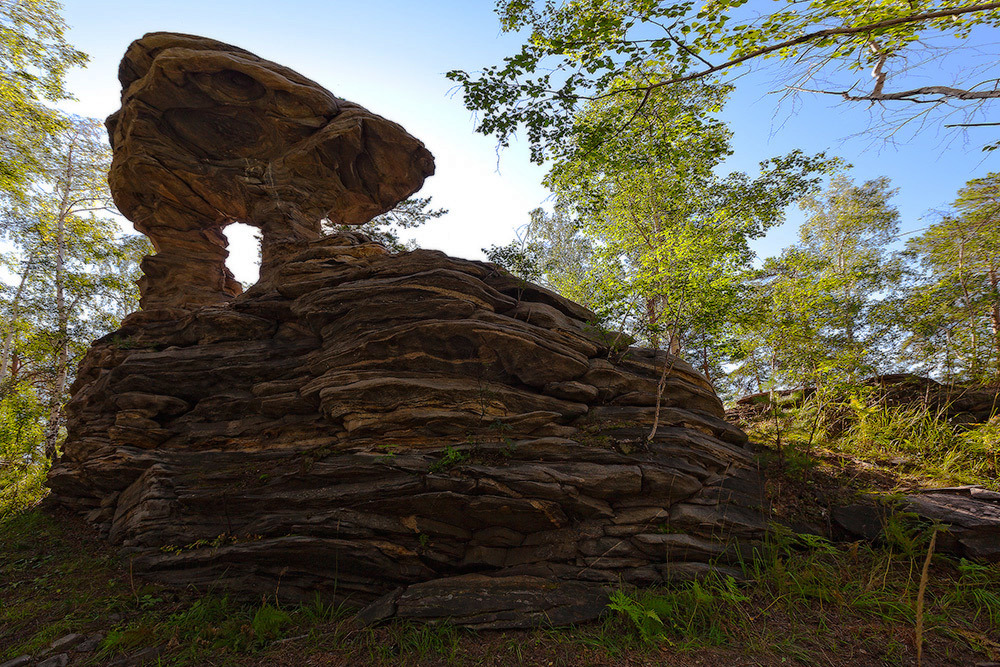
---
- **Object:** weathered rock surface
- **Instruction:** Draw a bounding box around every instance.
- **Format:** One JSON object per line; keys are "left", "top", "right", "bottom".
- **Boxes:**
{"left": 34, "top": 656, "right": 68, "bottom": 667}
{"left": 833, "top": 486, "right": 1000, "bottom": 562}
{"left": 49, "top": 233, "right": 765, "bottom": 623}
{"left": 106, "top": 32, "right": 433, "bottom": 310}
{"left": 357, "top": 574, "right": 612, "bottom": 629}
{"left": 48, "top": 33, "right": 766, "bottom": 628}
{"left": 0, "top": 656, "right": 32, "bottom": 667}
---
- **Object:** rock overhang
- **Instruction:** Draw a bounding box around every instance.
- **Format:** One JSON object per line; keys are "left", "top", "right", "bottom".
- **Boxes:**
{"left": 106, "top": 31, "right": 434, "bottom": 309}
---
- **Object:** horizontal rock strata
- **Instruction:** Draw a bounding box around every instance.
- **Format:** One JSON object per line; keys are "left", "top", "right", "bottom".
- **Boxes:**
{"left": 48, "top": 32, "right": 766, "bottom": 628}
{"left": 49, "top": 233, "right": 765, "bottom": 626}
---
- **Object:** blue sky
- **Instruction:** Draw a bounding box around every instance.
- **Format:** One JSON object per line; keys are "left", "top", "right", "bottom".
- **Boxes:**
{"left": 59, "top": 1, "right": 999, "bottom": 283}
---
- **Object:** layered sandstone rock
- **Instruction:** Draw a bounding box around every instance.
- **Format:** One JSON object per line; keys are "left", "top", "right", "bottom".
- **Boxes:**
{"left": 106, "top": 32, "right": 433, "bottom": 309}
{"left": 48, "top": 33, "right": 765, "bottom": 628}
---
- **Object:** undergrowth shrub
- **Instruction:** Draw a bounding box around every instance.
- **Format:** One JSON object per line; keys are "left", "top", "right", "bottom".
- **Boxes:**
{"left": 0, "top": 388, "right": 48, "bottom": 520}
{"left": 251, "top": 602, "right": 293, "bottom": 642}
{"left": 843, "top": 403, "right": 999, "bottom": 487}
{"left": 608, "top": 575, "right": 748, "bottom": 647}
{"left": 0, "top": 458, "right": 48, "bottom": 519}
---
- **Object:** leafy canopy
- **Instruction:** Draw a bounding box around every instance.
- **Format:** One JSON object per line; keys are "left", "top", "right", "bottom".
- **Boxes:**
{"left": 489, "top": 68, "right": 836, "bottom": 386}
{"left": 0, "top": 0, "right": 87, "bottom": 197}
{"left": 736, "top": 175, "right": 902, "bottom": 391}
{"left": 901, "top": 172, "right": 1000, "bottom": 382}
{"left": 448, "top": 0, "right": 1000, "bottom": 161}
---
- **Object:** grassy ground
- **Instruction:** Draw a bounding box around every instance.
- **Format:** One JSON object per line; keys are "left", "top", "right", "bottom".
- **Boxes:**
{"left": 3, "top": 493, "right": 999, "bottom": 664}
{"left": 746, "top": 396, "right": 1000, "bottom": 493}
{"left": 3, "top": 406, "right": 999, "bottom": 666}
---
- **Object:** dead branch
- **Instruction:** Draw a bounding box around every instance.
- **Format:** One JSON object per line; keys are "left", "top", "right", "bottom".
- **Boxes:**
{"left": 842, "top": 84, "right": 1000, "bottom": 102}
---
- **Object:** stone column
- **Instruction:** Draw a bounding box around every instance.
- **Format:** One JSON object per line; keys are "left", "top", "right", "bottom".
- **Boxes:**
{"left": 136, "top": 223, "right": 242, "bottom": 311}
{"left": 252, "top": 201, "right": 322, "bottom": 288}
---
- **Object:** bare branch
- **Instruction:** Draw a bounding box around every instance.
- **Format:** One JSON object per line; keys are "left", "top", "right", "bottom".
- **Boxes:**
{"left": 945, "top": 121, "right": 1000, "bottom": 127}
{"left": 868, "top": 40, "right": 889, "bottom": 98}
{"left": 844, "top": 84, "right": 1000, "bottom": 102}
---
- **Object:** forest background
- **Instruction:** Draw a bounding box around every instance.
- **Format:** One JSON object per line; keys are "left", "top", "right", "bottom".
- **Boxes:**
{"left": 3, "top": 0, "right": 1000, "bottom": 515}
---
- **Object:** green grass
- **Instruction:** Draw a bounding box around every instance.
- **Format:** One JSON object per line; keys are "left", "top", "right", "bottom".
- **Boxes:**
{"left": 747, "top": 395, "right": 1000, "bottom": 491}
{"left": 0, "top": 508, "right": 350, "bottom": 666}
{"left": 605, "top": 527, "right": 1000, "bottom": 662}
{"left": 360, "top": 622, "right": 463, "bottom": 664}
{"left": 608, "top": 575, "right": 747, "bottom": 646}
{"left": 1, "top": 511, "right": 126, "bottom": 658}
{"left": 2, "top": 503, "right": 999, "bottom": 665}
{"left": 95, "top": 594, "right": 344, "bottom": 664}
{"left": 843, "top": 403, "right": 1000, "bottom": 488}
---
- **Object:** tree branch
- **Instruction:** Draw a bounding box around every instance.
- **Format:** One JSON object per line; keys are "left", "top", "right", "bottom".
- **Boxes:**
{"left": 788, "top": 81, "right": 1000, "bottom": 104}
{"left": 589, "top": 1, "right": 1000, "bottom": 101}
{"left": 665, "top": 25, "right": 715, "bottom": 71}
{"left": 868, "top": 40, "right": 889, "bottom": 98}
{"left": 945, "top": 121, "right": 1000, "bottom": 127}
{"left": 843, "top": 84, "right": 1000, "bottom": 102}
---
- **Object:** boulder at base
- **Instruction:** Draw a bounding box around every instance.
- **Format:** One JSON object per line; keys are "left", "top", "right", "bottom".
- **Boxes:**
{"left": 48, "top": 32, "right": 765, "bottom": 628}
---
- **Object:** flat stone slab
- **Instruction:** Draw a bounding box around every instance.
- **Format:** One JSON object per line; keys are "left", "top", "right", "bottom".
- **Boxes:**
{"left": 358, "top": 574, "right": 610, "bottom": 629}
{"left": 833, "top": 486, "right": 1000, "bottom": 561}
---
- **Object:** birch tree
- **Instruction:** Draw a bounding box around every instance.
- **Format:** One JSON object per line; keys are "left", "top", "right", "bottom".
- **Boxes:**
{"left": 735, "top": 175, "right": 903, "bottom": 390}
{"left": 903, "top": 173, "right": 1000, "bottom": 382}
{"left": 0, "top": 0, "right": 86, "bottom": 198}
{"left": 1, "top": 116, "right": 147, "bottom": 457}
{"left": 542, "top": 70, "right": 833, "bottom": 381}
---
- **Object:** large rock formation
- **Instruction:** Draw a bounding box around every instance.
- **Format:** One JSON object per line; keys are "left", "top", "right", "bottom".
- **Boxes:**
{"left": 48, "top": 33, "right": 765, "bottom": 628}
{"left": 105, "top": 32, "right": 433, "bottom": 309}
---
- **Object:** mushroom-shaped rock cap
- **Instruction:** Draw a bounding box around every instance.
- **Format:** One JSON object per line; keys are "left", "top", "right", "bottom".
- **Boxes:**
{"left": 107, "top": 32, "right": 435, "bottom": 310}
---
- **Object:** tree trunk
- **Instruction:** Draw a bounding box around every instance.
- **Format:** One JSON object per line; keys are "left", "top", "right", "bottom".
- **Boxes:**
{"left": 44, "top": 214, "right": 69, "bottom": 458}
{"left": 753, "top": 352, "right": 763, "bottom": 394}
{"left": 668, "top": 331, "right": 681, "bottom": 355}
{"left": 1, "top": 305, "right": 19, "bottom": 390}
{"left": 645, "top": 297, "right": 659, "bottom": 349}
{"left": 945, "top": 329, "right": 953, "bottom": 385}
{"left": 989, "top": 268, "right": 1000, "bottom": 382}
{"left": 45, "top": 139, "right": 75, "bottom": 458}
{"left": 0, "top": 251, "right": 38, "bottom": 388}
{"left": 957, "top": 240, "right": 981, "bottom": 377}
{"left": 770, "top": 352, "right": 783, "bottom": 464}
